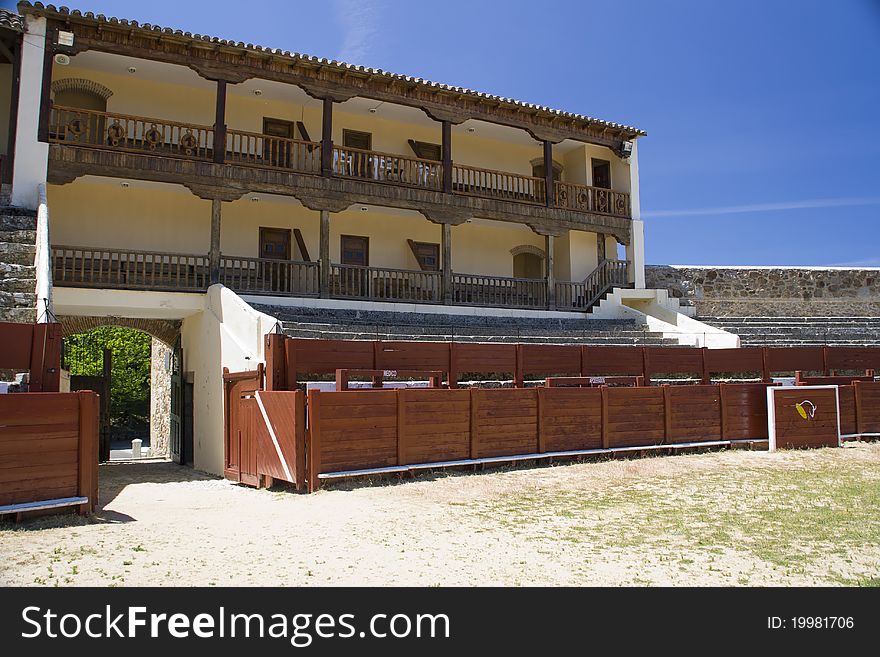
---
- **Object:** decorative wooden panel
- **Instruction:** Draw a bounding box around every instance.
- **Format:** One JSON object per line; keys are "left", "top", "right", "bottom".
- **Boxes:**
{"left": 770, "top": 387, "right": 840, "bottom": 449}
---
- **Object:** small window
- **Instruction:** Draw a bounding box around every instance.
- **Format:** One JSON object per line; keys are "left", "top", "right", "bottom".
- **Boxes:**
{"left": 409, "top": 240, "right": 440, "bottom": 271}
{"left": 408, "top": 140, "right": 442, "bottom": 161}
{"left": 592, "top": 159, "right": 611, "bottom": 189}
{"left": 343, "top": 129, "right": 372, "bottom": 151}
{"left": 341, "top": 235, "right": 369, "bottom": 266}
{"left": 513, "top": 252, "right": 544, "bottom": 280}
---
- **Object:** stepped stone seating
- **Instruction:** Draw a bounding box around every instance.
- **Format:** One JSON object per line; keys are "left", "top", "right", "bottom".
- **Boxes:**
{"left": 698, "top": 316, "right": 880, "bottom": 347}
{"left": 250, "top": 304, "right": 678, "bottom": 345}
{"left": 0, "top": 206, "right": 37, "bottom": 324}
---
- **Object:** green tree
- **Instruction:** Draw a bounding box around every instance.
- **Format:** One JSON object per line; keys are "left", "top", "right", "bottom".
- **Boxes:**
{"left": 64, "top": 327, "right": 153, "bottom": 431}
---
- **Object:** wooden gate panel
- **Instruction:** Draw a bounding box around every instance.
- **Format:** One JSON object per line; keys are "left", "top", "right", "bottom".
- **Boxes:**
{"left": 254, "top": 391, "right": 306, "bottom": 489}
{"left": 720, "top": 383, "right": 770, "bottom": 440}
{"left": 313, "top": 390, "right": 398, "bottom": 473}
{"left": 855, "top": 382, "right": 880, "bottom": 434}
{"left": 770, "top": 387, "right": 840, "bottom": 449}
{"left": 837, "top": 385, "right": 857, "bottom": 436}
{"left": 666, "top": 385, "right": 721, "bottom": 444}
{"left": 604, "top": 387, "right": 665, "bottom": 447}
{"left": 398, "top": 389, "right": 470, "bottom": 464}
{"left": 471, "top": 388, "right": 538, "bottom": 458}
{"left": 538, "top": 387, "right": 603, "bottom": 452}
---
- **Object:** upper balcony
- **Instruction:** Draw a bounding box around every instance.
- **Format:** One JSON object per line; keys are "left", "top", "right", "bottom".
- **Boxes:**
{"left": 42, "top": 44, "right": 638, "bottom": 243}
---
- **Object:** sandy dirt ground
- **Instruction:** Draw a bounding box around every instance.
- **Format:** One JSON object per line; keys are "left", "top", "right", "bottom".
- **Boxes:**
{"left": 1, "top": 443, "right": 879, "bottom": 586}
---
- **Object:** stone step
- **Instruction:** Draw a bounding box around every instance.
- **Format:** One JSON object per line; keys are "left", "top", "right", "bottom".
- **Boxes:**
{"left": 0, "top": 229, "right": 37, "bottom": 244}
{"left": 0, "top": 262, "right": 35, "bottom": 280}
{"left": 0, "top": 241, "right": 35, "bottom": 266}
{"left": 278, "top": 322, "right": 661, "bottom": 338}
{"left": 0, "top": 290, "right": 36, "bottom": 308}
{"left": 0, "top": 209, "right": 37, "bottom": 232}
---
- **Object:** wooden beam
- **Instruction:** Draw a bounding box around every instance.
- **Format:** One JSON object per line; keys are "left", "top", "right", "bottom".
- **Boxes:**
{"left": 212, "top": 79, "right": 227, "bottom": 164}
{"left": 543, "top": 140, "right": 554, "bottom": 208}
{"left": 441, "top": 120, "right": 452, "bottom": 193}
{"left": 3, "top": 38, "right": 20, "bottom": 184}
{"left": 293, "top": 228, "right": 311, "bottom": 262}
{"left": 319, "top": 209, "right": 330, "bottom": 296}
{"left": 545, "top": 233, "right": 556, "bottom": 310}
{"left": 37, "top": 30, "right": 54, "bottom": 143}
{"left": 209, "top": 199, "right": 222, "bottom": 284}
{"left": 441, "top": 222, "right": 452, "bottom": 304}
{"left": 321, "top": 97, "right": 333, "bottom": 176}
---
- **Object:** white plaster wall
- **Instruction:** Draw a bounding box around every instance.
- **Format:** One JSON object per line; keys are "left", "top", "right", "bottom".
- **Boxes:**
{"left": 11, "top": 15, "right": 48, "bottom": 209}
{"left": 450, "top": 219, "right": 545, "bottom": 277}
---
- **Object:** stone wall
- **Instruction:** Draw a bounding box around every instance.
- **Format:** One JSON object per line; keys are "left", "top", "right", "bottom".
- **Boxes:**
{"left": 149, "top": 338, "right": 172, "bottom": 457}
{"left": 646, "top": 266, "right": 880, "bottom": 317}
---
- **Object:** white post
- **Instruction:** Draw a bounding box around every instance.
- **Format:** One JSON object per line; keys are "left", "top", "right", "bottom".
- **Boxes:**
{"left": 131, "top": 438, "right": 143, "bottom": 459}
{"left": 34, "top": 183, "right": 53, "bottom": 322}
{"left": 10, "top": 16, "right": 49, "bottom": 210}
{"left": 626, "top": 140, "right": 645, "bottom": 289}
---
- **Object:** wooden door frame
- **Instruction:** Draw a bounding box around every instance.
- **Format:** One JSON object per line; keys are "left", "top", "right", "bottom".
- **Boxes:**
{"left": 340, "top": 234, "right": 370, "bottom": 266}
{"left": 259, "top": 227, "right": 292, "bottom": 261}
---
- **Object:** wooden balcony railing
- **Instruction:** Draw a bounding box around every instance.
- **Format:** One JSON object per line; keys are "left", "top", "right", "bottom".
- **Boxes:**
{"left": 452, "top": 164, "right": 546, "bottom": 205}
{"left": 48, "top": 107, "right": 631, "bottom": 218}
{"left": 452, "top": 273, "right": 547, "bottom": 309}
{"left": 52, "top": 245, "right": 210, "bottom": 291}
{"left": 220, "top": 255, "right": 319, "bottom": 296}
{"left": 330, "top": 263, "right": 442, "bottom": 303}
{"left": 331, "top": 145, "right": 442, "bottom": 190}
{"left": 555, "top": 181, "right": 631, "bottom": 217}
{"left": 556, "top": 259, "right": 630, "bottom": 310}
{"left": 225, "top": 129, "right": 321, "bottom": 174}
{"left": 49, "top": 106, "right": 214, "bottom": 160}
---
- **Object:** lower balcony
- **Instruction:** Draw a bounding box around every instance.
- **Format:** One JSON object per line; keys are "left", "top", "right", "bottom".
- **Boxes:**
{"left": 51, "top": 245, "right": 630, "bottom": 312}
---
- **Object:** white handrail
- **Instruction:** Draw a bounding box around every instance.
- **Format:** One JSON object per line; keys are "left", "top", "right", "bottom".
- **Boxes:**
{"left": 34, "top": 182, "right": 54, "bottom": 323}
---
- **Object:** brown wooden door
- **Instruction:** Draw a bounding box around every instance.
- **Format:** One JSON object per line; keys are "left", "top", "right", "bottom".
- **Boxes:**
{"left": 341, "top": 235, "right": 369, "bottom": 266}
{"left": 592, "top": 159, "right": 611, "bottom": 189}
{"left": 259, "top": 228, "right": 291, "bottom": 293}
{"left": 263, "top": 118, "right": 294, "bottom": 167}
{"left": 260, "top": 227, "right": 291, "bottom": 260}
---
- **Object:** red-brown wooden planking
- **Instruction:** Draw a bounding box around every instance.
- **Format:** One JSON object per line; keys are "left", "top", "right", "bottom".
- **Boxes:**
{"left": 288, "top": 338, "right": 375, "bottom": 375}
{"left": 538, "top": 387, "right": 602, "bottom": 452}
{"left": 720, "top": 383, "right": 770, "bottom": 440}
{"left": 645, "top": 347, "right": 704, "bottom": 379}
{"left": 604, "top": 387, "right": 665, "bottom": 447}
{"left": 771, "top": 387, "right": 840, "bottom": 448}
{"left": 222, "top": 369, "right": 263, "bottom": 482}
{"left": 838, "top": 385, "right": 857, "bottom": 435}
{"left": 0, "top": 392, "right": 95, "bottom": 507}
{"left": 254, "top": 391, "right": 306, "bottom": 489}
{"left": 765, "top": 346, "right": 825, "bottom": 374}
{"left": 665, "top": 385, "right": 722, "bottom": 443}
{"left": 0, "top": 321, "right": 36, "bottom": 370}
{"left": 582, "top": 346, "right": 645, "bottom": 376}
{"left": 317, "top": 390, "right": 398, "bottom": 472}
{"left": 519, "top": 344, "right": 582, "bottom": 376}
{"left": 825, "top": 346, "right": 880, "bottom": 372}
{"left": 450, "top": 342, "right": 516, "bottom": 378}
{"left": 398, "top": 389, "right": 471, "bottom": 464}
{"left": 855, "top": 381, "right": 880, "bottom": 433}
{"left": 471, "top": 388, "right": 539, "bottom": 458}
{"left": 704, "top": 347, "right": 764, "bottom": 377}
{"left": 374, "top": 341, "right": 450, "bottom": 373}
{"left": 239, "top": 398, "right": 260, "bottom": 484}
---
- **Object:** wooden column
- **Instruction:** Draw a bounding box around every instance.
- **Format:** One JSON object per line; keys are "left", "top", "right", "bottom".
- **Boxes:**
{"left": 37, "top": 29, "right": 54, "bottom": 143}
{"left": 212, "top": 79, "right": 227, "bottom": 164}
{"left": 543, "top": 140, "right": 554, "bottom": 208}
{"left": 321, "top": 98, "right": 333, "bottom": 176}
{"left": 545, "top": 234, "right": 556, "bottom": 310}
{"left": 209, "top": 199, "right": 222, "bottom": 284}
{"left": 441, "top": 120, "right": 453, "bottom": 193}
{"left": 319, "top": 210, "right": 331, "bottom": 296}
{"left": 441, "top": 222, "right": 452, "bottom": 304}
{"left": 597, "top": 233, "right": 607, "bottom": 263}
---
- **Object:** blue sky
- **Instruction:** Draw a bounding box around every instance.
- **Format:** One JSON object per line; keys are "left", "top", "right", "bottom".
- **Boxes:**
{"left": 6, "top": 0, "right": 879, "bottom": 266}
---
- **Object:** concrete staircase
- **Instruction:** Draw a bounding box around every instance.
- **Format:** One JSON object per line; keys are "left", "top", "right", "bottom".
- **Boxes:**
{"left": 698, "top": 316, "right": 880, "bottom": 347}
{"left": 0, "top": 206, "right": 37, "bottom": 324}
{"left": 250, "top": 304, "right": 678, "bottom": 345}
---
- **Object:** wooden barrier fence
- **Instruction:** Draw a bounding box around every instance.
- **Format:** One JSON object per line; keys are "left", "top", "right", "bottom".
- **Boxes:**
{"left": 264, "top": 335, "right": 880, "bottom": 390}
{"left": 0, "top": 321, "right": 63, "bottom": 392}
{"left": 0, "top": 391, "right": 99, "bottom": 515}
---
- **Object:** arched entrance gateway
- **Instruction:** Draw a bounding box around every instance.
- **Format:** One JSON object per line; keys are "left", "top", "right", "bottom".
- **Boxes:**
{"left": 59, "top": 316, "right": 192, "bottom": 467}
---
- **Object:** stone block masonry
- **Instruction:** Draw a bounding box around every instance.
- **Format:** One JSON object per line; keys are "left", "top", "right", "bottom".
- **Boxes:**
{"left": 646, "top": 265, "right": 880, "bottom": 317}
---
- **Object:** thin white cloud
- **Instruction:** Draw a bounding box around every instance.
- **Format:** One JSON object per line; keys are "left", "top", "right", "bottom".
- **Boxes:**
{"left": 333, "top": 0, "right": 382, "bottom": 63}
{"left": 823, "top": 257, "right": 880, "bottom": 268}
{"left": 644, "top": 196, "right": 880, "bottom": 218}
